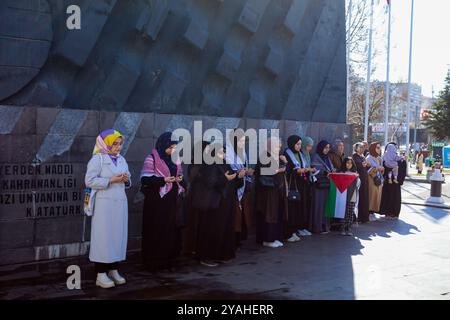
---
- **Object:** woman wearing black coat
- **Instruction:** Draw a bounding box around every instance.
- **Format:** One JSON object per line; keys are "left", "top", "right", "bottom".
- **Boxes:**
{"left": 192, "top": 144, "right": 244, "bottom": 267}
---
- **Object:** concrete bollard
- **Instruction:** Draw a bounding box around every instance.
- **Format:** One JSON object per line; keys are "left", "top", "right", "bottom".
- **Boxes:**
{"left": 426, "top": 169, "right": 445, "bottom": 204}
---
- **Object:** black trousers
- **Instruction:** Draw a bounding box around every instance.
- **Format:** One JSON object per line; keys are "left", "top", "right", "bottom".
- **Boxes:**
{"left": 95, "top": 262, "right": 119, "bottom": 274}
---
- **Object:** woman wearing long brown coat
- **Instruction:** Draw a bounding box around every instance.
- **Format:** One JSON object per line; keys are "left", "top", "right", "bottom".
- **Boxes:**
{"left": 255, "top": 137, "right": 288, "bottom": 248}
{"left": 366, "top": 142, "right": 384, "bottom": 214}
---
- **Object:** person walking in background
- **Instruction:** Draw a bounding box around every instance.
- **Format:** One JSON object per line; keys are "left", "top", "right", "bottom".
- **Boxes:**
{"left": 140, "top": 132, "right": 186, "bottom": 272}
{"left": 353, "top": 142, "right": 370, "bottom": 223}
{"left": 255, "top": 137, "right": 288, "bottom": 248}
{"left": 338, "top": 157, "right": 360, "bottom": 236}
{"left": 416, "top": 151, "right": 424, "bottom": 175}
{"left": 366, "top": 142, "right": 384, "bottom": 218}
{"left": 329, "top": 139, "right": 345, "bottom": 170}
{"left": 194, "top": 143, "right": 243, "bottom": 267}
{"left": 311, "top": 140, "right": 334, "bottom": 234}
{"left": 85, "top": 129, "right": 131, "bottom": 289}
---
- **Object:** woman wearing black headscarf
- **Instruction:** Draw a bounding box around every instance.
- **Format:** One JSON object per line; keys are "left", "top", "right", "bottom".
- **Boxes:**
{"left": 194, "top": 143, "right": 243, "bottom": 267}
{"left": 353, "top": 142, "right": 370, "bottom": 223}
{"left": 182, "top": 141, "right": 211, "bottom": 256}
{"left": 311, "top": 140, "right": 335, "bottom": 234}
{"left": 140, "top": 132, "right": 187, "bottom": 271}
{"left": 284, "top": 135, "right": 311, "bottom": 241}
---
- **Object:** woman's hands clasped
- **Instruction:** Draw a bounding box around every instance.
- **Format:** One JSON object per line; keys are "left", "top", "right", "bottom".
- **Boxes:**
{"left": 225, "top": 171, "right": 237, "bottom": 181}
{"left": 110, "top": 173, "right": 130, "bottom": 184}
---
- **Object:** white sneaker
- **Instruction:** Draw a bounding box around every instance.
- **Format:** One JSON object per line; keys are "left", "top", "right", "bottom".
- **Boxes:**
{"left": 302, "top": 229, "right": 312, "bottom": 236}
{"left": 200, "top": 260, "right": 219, "bottom": 267}
{"left": 108, "top": 270, "right": 126, "bottom": 285}
{"left": 263, "top": 241, "right": 279, "bottom": 248}
{"left": 287, "top": 233, "right": 301, "bottom": 242}
{"left": 369, "top": 214, "right": 378, "bottom": 222}
{"left": 274, "top": 240, "right": 284, "bottom": 247}
{"left": 296, "top": 229, "right": 306, "bottom": 236}
{"left": 96, "top": 273, "right": 115, "bottom": 289}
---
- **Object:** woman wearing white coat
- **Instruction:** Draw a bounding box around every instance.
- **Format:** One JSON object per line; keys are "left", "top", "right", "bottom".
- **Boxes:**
{"left": 85, "top": 129, "right": 131, "bottom": 289}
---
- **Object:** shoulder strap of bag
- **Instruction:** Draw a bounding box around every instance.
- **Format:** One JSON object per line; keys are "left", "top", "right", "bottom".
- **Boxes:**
{"left": 288, "top": 171, "right": 299, "bottom": 192}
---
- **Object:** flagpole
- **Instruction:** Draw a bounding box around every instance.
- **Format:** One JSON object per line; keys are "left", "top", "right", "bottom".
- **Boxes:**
{"left": 405, "top": 0, "right": 415, "bottom": 174}
{"left": 364, "top": 0, "right": 375, "bottom": 142}
{"left": 384, "top": 0, "right": 392, "bottom": 147}
{"left": 347, "top": 0, "right": 353, "bottom": 117}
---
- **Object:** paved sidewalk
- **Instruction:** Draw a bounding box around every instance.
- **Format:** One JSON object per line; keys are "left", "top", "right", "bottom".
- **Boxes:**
{"left": 1, "top": 182, "right": 450, "bottom": 300}
{"left": 401, "top": 178, "right": 450, "bottom": 209}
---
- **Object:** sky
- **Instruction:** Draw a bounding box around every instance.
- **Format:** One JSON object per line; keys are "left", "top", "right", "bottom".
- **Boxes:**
{"left": 370, "top": 0, "right": 450, "bottom": 97}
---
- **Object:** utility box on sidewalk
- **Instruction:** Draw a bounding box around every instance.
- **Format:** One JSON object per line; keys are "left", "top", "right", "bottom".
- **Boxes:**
{"left": 443, "top": 146, "right": 450, "bottom": 168}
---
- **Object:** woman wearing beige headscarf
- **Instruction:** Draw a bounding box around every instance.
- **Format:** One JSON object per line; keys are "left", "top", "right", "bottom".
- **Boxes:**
{"left": 367, "top": 142, "right": 384, "bottom": 217}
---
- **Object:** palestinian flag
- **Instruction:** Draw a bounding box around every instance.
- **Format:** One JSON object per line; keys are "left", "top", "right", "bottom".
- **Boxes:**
{"left": 325, "top": 173, "right": 359, "bottom": 218}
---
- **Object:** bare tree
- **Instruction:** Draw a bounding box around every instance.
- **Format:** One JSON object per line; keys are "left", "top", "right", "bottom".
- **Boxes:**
{"left": 346, "top": 0, "right": 389, "bottom": 143}
{"left": 347, "top": 73, "right": 409, "bottom": 144}
{"left": 347, "top": 76, "right": 386, "bottom": 142}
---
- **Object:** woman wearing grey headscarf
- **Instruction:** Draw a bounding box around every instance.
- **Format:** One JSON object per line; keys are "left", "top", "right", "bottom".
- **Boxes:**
{"left": 329, "top": 139, "right": 345, "bottom": 170}
{"left": 301, "top": 136, "right": 314, "bottom": 168}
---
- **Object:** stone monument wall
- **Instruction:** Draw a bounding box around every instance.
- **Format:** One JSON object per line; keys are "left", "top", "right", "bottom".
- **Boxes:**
{"left": 0, "top": 0, "right": 348, "bottom": 265}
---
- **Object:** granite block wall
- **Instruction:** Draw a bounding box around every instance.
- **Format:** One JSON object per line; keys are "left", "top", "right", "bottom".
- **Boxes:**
{"left": 0, "top": 0, "right": 348, "bottom": 265}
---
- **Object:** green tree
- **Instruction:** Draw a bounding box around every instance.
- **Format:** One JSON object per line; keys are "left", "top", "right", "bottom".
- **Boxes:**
{"left": 424, "top": 70, "right": 450, "bottom": 141}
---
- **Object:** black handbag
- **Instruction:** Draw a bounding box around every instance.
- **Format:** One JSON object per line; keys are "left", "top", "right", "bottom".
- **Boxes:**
{"left": 373, "top": 175, "right": 382, "bottom": 186}
{"left": 315, "top": 175, "right": 330, "bottom": 190}
{"left": 259, "top": 175, "right": 275, "bottom": 188}
{"left": 287, "top": 173, "right": 301, "bottom": 202}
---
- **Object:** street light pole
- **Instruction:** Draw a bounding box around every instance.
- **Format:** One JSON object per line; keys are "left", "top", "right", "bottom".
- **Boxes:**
{"left": 364, "top": 0, "right": 375, "bottom": 142}
{"left": 405, "top": 0, "right": 415, "bottom": 174}
{"left": 384, "top": 1, "right": 392, "bottom": 147}
{"left": 346, "top": 0, "right": 353, "bottom": 119}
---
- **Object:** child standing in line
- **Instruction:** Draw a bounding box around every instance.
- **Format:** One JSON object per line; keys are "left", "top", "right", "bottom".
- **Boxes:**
{"left": 383, "top": 144, "right": 403, "bottom": 184}
{"left": 339, "top": 157, "right": 360, "bottom": 236}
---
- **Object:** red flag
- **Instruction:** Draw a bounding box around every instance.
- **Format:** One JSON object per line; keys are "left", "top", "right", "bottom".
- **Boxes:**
{"left": 328, "top": 173, "right": 359, "bottom": 193}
